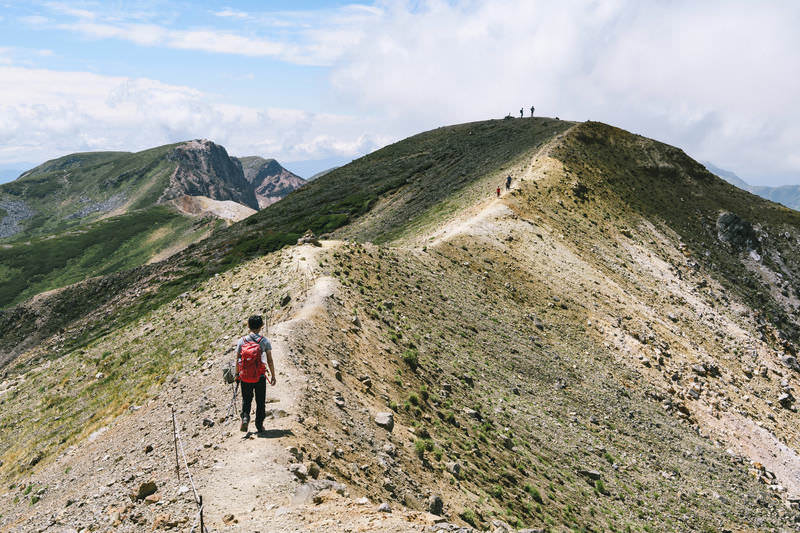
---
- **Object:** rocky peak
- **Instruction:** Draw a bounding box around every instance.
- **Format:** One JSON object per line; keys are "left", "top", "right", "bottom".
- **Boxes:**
{"left": 236, "top": 156, "right": 306, "bottom": 209}
{"left": 163, "top": 140, "right": 259, "bottom": 210}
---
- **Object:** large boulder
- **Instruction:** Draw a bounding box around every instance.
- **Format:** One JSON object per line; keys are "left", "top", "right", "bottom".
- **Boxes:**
{"left": 375, "top": 412, "right": 394, "bottom": 432}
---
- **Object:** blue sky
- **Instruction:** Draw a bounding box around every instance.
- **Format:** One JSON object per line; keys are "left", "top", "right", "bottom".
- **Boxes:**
{"left": 1, "top": 1, "right": 799, "bottom": 184}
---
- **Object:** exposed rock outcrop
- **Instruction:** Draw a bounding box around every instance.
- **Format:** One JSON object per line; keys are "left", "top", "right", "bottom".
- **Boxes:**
{"left": 164, "top": 140, "right": 259, "bottom": 210}
{"left": 0, "top": 200, "right": 34, "bottom": 239}
{"left": 237, "top": 156, "right": 306, "bottom": 208}
{"left": 716, "top": 211, "right": 760, "bottom": 252}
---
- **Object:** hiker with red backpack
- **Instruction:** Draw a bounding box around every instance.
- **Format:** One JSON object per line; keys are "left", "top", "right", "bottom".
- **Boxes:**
{"left": 236, "top": 315, "right": 276, "bottom": 433}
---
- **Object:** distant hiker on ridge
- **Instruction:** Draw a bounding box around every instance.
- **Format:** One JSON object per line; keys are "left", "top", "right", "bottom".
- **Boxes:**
{"left": 519, "top": 108, "right": 523, "bottom": 118}
{"left": 236, "top": 315, "right": 276, "bottom": 433}
{"left": 530, "top": 105, "right": 535, "bottom": 117}
{"left": 496, "top": 185, "right": 501, "bottom": 197}
{"left": 506, "top": 175, "right": 512, "bottom": 190}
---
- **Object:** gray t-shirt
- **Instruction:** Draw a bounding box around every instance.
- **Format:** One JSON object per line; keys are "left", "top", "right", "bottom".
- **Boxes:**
{"left": 236, "top": 333, "right": 272, "bottom": 365}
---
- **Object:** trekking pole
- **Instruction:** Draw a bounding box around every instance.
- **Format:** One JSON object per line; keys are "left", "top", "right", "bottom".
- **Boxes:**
{"left": 171, "top": 406, "right": 180, "bottom": 482}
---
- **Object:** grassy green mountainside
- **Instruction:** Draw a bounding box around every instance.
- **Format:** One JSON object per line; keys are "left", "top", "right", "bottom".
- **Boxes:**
{"left": 2, "top": 145, "right": 179, "bottom": 238}
{"left": 0, "top": 141, "right": 304, "bottom": 309}
{"left": 3, "top": 118, "right": 800, "bottom": 531}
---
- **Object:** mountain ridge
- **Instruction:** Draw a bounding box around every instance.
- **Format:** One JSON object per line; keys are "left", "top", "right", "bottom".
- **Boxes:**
{"left": 2, "top": 118, "right": 800, "bottom": 531}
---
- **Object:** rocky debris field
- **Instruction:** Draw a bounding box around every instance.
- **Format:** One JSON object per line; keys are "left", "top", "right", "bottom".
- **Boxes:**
{"left": 0, "top": 199, "right": 34, "bottom": 239}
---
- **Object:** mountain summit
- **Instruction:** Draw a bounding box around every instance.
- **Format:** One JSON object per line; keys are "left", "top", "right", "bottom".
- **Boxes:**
{"left": 237, "top": 156, "right": 306, "bottom": 208}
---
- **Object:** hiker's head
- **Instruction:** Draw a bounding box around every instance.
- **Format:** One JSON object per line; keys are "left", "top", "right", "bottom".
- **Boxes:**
{"left": 248, "top": 315, "right": 264, "bottom": 331}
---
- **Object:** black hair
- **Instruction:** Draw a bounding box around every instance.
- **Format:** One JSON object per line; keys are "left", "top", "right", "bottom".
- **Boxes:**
{"left": 248, "top": 315, "right": 264, "bottom": 330}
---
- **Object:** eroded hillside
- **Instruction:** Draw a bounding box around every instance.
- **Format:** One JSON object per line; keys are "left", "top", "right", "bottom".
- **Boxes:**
{"left": 2, "top": 119, "right": 800, "bottom": 531}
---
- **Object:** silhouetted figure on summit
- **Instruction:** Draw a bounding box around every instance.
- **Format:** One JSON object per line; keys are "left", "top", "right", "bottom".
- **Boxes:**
{"left": 530, "top": 105, "right": 535, "bottom": 117}
{"left": 519, "top": 108, "right": 523, "bottom": 118}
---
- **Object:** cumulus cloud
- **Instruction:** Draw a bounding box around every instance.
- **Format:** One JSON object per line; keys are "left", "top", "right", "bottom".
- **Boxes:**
{"left": 0, "top": 66, "right": 387, "bottom": 169}
{"left": 325, "top": 0, "right": 800, "bottom": 184}
{"left": 6, "top": 1, "right": 800, "bottom": 184}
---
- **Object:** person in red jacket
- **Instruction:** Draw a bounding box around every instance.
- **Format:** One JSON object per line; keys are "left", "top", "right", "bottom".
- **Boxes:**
{"left": 496, "top": 186, "right": 501, "bottom": 197}
{"left": 235, "top": 315, "right": 276, "bottom": 433}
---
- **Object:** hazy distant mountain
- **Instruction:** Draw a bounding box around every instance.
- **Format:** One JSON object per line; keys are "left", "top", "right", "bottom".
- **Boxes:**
{"left": 307, "top": 167, "right": 339, "bottom": 181}
{"left": 704, "top": 161, "right": 800, "bottom": 210}
{"left": 0, "top": 163, "right": 34, "bottom": 184}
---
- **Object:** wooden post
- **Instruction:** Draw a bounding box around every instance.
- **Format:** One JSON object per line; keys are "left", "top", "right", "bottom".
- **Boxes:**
{"left": 199, "top": 495, "right": 205, "bottom": 533}
{"left": 171, "top": 407, "right": 180, "bottom": 481}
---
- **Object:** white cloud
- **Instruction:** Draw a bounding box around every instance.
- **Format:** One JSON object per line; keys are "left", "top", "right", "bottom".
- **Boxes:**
{"left": 9, "top": 1, "right": 800, "bottom": 184}
{"left": 36, "top": 3, "right": 373, "bottom": 66}
{"left": 44, "top": 1, "right": 96, "bottom": 20}
{"left": 0, "top": 66, "right": 386, "bottom": 168}
{"left": 323, "top": 0, "right": 800, "bottom": 185}
{"left": 213, "top": 8, "right": 250, "bottom": 20}
{"left": 20, "top": 15, "right": 50, "bottom": 25}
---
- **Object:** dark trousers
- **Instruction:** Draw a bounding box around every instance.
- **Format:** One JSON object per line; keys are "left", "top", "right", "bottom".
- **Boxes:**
{"left": 241, "top": 376, "right": 266, "bottom": 425}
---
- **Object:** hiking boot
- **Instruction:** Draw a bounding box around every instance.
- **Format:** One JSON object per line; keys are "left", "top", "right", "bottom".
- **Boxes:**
{"left": 240, "top": 415, "right": 249, "bottom": 432}
{"left": 256, "top": 424, "right": 265, "bottom": 434}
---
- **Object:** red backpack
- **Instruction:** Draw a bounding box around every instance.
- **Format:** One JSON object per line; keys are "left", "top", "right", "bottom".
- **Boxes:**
{"left": 238, "top": 335, "right": 266, "bottom": 383}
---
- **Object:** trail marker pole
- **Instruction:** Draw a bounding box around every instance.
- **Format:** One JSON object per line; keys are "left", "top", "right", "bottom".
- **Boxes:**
{"left": 199, "top": 495, "right": 205, "bottom": 533}
{"left": 171, "top": 406, "right": 180, "bottom": 481}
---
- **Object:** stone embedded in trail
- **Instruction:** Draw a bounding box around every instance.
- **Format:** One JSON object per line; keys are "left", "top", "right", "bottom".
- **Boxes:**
{"left": 153, "top": 513, "right": 179, "bottom": 529}
{"left": 134, "top": 481, "right": 157, "bottom": 500}
{"left": 375, "top": 412, "right": 394, "bottom": 431}
{"left": 334, "top": 392, "right": 345, "bottom": 408}
{"left": 426, "top": 523, "right": 477, "bottom": 532}
{"left": 202, "top": 418, "right": 214, "bottom": 427}
{"left": 446, "top": 462, "right": 462, "bottom": 477}
{"left": 297, "top": 230, "right": 321, "bottom": 246}
{"left": 490, "top": 519, "right": 513, "bottom": 532}
{"left": 780, "top": 355, "right": 800, "bottom": 371}
{"left": 289, "top": 463, "right": 308, "bottom": 481}
{"left": 778, "top": 392, "right": 794, "bottom": 408}
{"left": 292, "top": 480, "right": 347, "bottom": 504}
{"left": 428, "top": 494, "right": 444, "bottom": 515}
{"left": 578, "top": 469, "right": 602, "bottom": 481}
{"left": 143, "top": 444, "right": 153, "bottom": 454}
{"left": 463, "top": 408, "right": 481, "bottom": 420}
{"left": 378, "top": 502, "right": 392, "bottom": 513}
